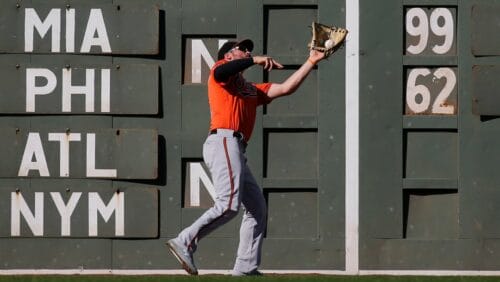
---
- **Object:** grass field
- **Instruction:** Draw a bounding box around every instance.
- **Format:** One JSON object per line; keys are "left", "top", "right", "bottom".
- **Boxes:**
{"left": 1, "top": 275, "right": 500, "bottom": 282}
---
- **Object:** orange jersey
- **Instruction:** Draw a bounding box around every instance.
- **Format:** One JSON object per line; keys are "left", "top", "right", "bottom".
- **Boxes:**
{"left": 208, "top": 59, "right": 272, "bottom": 142}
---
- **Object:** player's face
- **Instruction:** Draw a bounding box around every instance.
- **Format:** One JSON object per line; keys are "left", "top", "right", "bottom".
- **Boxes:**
{"left": 229, "top": 46, "right": 251, "bottom": 59}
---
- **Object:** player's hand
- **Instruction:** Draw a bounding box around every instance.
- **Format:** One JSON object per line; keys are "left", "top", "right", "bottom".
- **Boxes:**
{"left": 308, "top": 49, "right": 326, "bottom": 64}
{"left": 253, "top": 56, "right": 284, "bottom": 71}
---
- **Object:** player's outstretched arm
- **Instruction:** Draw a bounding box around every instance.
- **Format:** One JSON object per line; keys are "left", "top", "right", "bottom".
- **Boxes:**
{"left": 266, "top": 50, "right": 325, "bottom": 99}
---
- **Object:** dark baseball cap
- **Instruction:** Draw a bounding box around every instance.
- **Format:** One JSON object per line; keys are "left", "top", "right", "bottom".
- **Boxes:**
{"left": 217, "top": 39, "right": 254, "bottom": 60}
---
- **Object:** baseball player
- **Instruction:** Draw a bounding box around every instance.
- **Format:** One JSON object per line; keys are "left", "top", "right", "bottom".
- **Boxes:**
{"left": 167, "top": 39, "right": 326, "bottom": 276}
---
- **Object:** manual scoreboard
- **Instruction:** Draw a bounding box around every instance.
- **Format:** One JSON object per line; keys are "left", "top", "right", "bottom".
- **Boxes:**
{"left": 361, "top": 0, "right": 500, "bottom": 269}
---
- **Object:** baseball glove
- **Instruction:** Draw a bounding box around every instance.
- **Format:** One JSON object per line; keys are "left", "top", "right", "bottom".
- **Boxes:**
{"left": 308, "top": 22, "right": 348, "bottom": 57}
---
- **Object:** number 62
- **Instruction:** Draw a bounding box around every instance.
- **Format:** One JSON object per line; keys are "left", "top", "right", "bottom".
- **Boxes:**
{"left": 406, "top": 67, "right": 457, "bottom": 115}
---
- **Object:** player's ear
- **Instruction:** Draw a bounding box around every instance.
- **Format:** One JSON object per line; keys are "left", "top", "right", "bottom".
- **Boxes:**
{"left": 224, "top": 52, "right": 233, "bottom": 61}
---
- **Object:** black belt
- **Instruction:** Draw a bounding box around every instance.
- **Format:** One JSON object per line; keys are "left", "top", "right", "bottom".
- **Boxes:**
{"left": 210, "top": 129, "right": 246, "bottom": 143}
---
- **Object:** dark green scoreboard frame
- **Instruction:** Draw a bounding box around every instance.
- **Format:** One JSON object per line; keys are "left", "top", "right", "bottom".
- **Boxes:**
{"left": 361, "top": 0, "right": 500, "bottom": 270}
{"left": 2, "top": 0, "right": 500, "bottom": 272}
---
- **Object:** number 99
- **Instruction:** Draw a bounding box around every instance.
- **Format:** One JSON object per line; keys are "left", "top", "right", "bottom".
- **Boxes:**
{"left": 406, "top": 7, "right": 454, "bottom": 55}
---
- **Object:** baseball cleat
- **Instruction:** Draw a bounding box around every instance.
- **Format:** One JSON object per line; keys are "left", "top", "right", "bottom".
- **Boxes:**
{"left": 231, "top": 269, "right": 263, "bottom": 276}
{"left": 166, "top": 239, "right": 198, "bottom": 275}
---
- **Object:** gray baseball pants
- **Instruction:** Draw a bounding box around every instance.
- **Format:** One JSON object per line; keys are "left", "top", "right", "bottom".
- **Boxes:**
{"left": 175, "top": 129, "right": 267, "bottom": 273}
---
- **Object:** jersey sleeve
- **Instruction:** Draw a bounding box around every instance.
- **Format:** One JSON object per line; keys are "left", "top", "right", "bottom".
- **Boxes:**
{"left": 254, "top": 83, "right": 273, "bottom": 105}
{"left": 210, "top": 60, "right": 229, "bottom": 86}
{"left": 213, "top": 58, "right": 254, "bottom": 83}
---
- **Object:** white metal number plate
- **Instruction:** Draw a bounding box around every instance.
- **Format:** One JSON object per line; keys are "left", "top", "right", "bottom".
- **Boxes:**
{"left": 405, "top": 7, "right": 456, "bottom": 56}
{"left": 405, "top": 67, "right": 457, "bottom": 115}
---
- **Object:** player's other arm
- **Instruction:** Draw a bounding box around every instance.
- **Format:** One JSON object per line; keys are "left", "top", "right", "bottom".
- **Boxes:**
{"left": 213, "top": 58, "right": 255, "bottom": 82}
{"left": 265, "top": 50, "right": 325, "bottom": 99}
{"left": 215, "top": 55, "right": 286, "bottom": 83}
